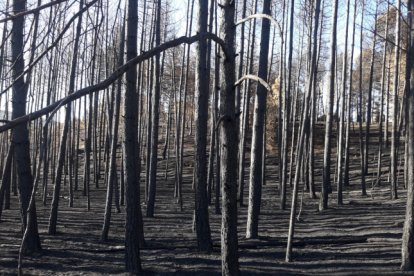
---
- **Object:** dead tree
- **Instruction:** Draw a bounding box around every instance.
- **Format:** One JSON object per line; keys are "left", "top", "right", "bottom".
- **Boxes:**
{"left": 11, "top": 0, "right": 42, "bottom": 254}
{"left": 124, "top": 0, "right": 143, "bottom": 272}
{"left": 193, "top": 0, "right": 213, "bottom": 251}
{"left": 363, "top": 1, "right": 379, "bottom": 177}
{"left": 343, "top": 0, "right": 358, "bottom": 187}
{"left": 246, "top": 0, "right": 272, "bottom": 239}
{"left": 48, "top": 0, "right": 84, "bottom": 235}
{"left": 391, "top": 0, "right": 401, "bottom": 200}
{"left": 336, "top": 0, "right": 351, "bottom": 205}
{"left": 401, "top": 0, "right": 414, "bottom": 270}
{"left": 219, "top": 0, "right": 240, "bottom": 274}
{"left": 238, "top": 0, "right": 258, "bottom": 207}
{"left": 146, "top": 0, "right": 162, "bottom": 218}
{"left": 101, "top": 11, "right": 126, "bottom": 242}
{"left": 286, "top": 0, "right": 322, "bottom": 261}
{"left": 357, "top": 0, "right": 367, "bottom": 196}
{"left": 321, "top": 0, "right": 338, "bottom": 210}
{"left": 377, "top": 2, "right": 389, "bottom": 186}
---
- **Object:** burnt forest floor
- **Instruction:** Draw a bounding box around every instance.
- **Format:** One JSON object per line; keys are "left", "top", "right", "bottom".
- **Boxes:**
{"left": 0, "top": 123, "right": 411, "bottom": 275}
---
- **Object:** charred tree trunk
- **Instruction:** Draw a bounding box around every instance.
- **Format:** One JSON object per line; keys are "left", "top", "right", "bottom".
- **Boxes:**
{"left": 391, "top": 0, "right": 401, "bottom": 200}
{"left": 357, "top": 0, "right": 367, "bottom": 196}
{"left": 238, "top": 0, "right": 257, "bottom": 206}
{"left": 48, "top": 0, "right": 84, "bottom": 235}
{"left": 321, "top": 0, "right": 338, "bottom": 210}
{"left": 246, "top": 0, "right": 271, "bottom": 239}
{"left": 146, "top": 0, "right": 162, "bottom": 218}
{"left": 364, "top": 2, "right": 378, "bottom": 176}
{"left": 401, "top": 0, "right": 414, "bottom": 270}
{"left": 286, "top": 0, "right": 322, "bottom": 261}
{"left": 219, "top": 0, "right": 240, "bottom": 274}
{"left": 343, "top": 0, "right": 358, "bottom": 187}
{"left": 101, "top": 13, "right": 126, "bottom": 242}
{"left": 11, "top": 0, "right": 42, "bottom": 254}
{"left": 336, "top": 0, "right": 350, "bottom": 205}
{"left": 193, "top": 0, "right": 212, "bottom": 251}
{"left": 124, "top": 0, "right": 143, "bottom": 272}
{"left": 377, "top": 3, "right": 389, "bottom": 186}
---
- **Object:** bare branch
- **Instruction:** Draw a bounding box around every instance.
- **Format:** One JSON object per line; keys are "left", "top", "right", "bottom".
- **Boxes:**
{"left": 0, "top": 33, "right": 226, "bottom": 133}
{"left": 0, "top": 0, "right": 68, "bottom": 23}
{"left": 356, "top": 23, "right": 407, "bottom": 52}
{"left": 0, "top": 0, "right": 99, "bottom": 97}
{"left": 235, "top": 74, "right": 272, "bottom": 92}
{"left": 236, "top": 14, "right": 282, "bottom": 37}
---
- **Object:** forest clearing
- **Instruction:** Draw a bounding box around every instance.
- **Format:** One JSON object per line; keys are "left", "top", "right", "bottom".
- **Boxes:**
{"left": 2, "top": 0, "right": 414, "bottom": 275}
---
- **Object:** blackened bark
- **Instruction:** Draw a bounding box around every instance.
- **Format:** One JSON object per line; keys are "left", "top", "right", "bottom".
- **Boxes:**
{"left": 391, "top": 0, "right": 401, "bottom": 200}
{"left": 124, "top": 0, "right": 142, "bottom": 272}
{"left": 146, "top": 0, "right": 162, "bottom": 218}
{"left": 11, "top": 0, "right": 41, "bottom": 254}
{"left": 401, "top": 0, "right": 414, "bottom": 270}
{"left": 321, "top": 0, "right": 338, "bottom": 211}
{"left": 246, "top": 0, "right": 272, "bottom": 239}
{"left": 220, "top": 0, "right": 240, "bottom": 274}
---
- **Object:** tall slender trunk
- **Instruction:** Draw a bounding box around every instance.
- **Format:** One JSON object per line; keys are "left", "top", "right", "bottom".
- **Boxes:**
{"left": 219, "top": 0, "right": 240, "bottom": 274}
{"left": 280, "top": 0, "right": 295, "bottom": 210}
{"left": 11, "top": 0, "right": 42, "bottom": 254}
{"left": 176, "top": 0, "right": 195, "bottom": 209}
{"left": 357, "top": 0, "right": 367, "bottom": 196}
{"left": 238, "top": 0, "right": 257, "bottom": 206}
{"left": 364, "top": 2, "right": 378, "bottom": 177}
{"left": 286, "top": 0, "right": 322, "bottom": 261}
{"left": 377, "top": 3, "right": 389, "bottom": 186}
{"left": 193, "top": 0, "right": 212, "bottom": 251}
{"left": 344, "top": 0, "right": 358, "bottom": 187}
{"left": 236, "top": 0, "right": 247, "bottom": 177}
{"left": 336, "top": 0, "right": 351, "bottom": 205}
{"left": 48, "top": 0, "right": 84, "bottom": 235}
{"left": 278, "top": 0, "right": 287, "bottom": 208}
{"left": 146, "top": 0, "right": 162, "bottom": 218}
{"left": 124, "top": 0, "right": 142, "bottom": 272}
{"left": 214, "top": 39, "right": 221, "bottom": 215}
{"left": 321, "top": 0, "right": 338, "bottom": 210}
{"left": 307, "top": 0, "right": 318, "bottom": 199}
{"left": 83, "top": 6, "right": 101, "bottom": 199}
{"left": 288, "top": 24, "right": 304, "bottom": 190}
{"left": 206, "top": 0, "right": 217, "bottom": 204}
{"left": 401, "top": 0, "right": 414, "bottom": 270}
{"left": 246, "top": 0, "right": 272, "bottom": 239}
{"left": 101, "top": 14, "right": 126, "bottom": 242}
{"left": 391, "top": 0, "right": 401, "bottom": 200}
